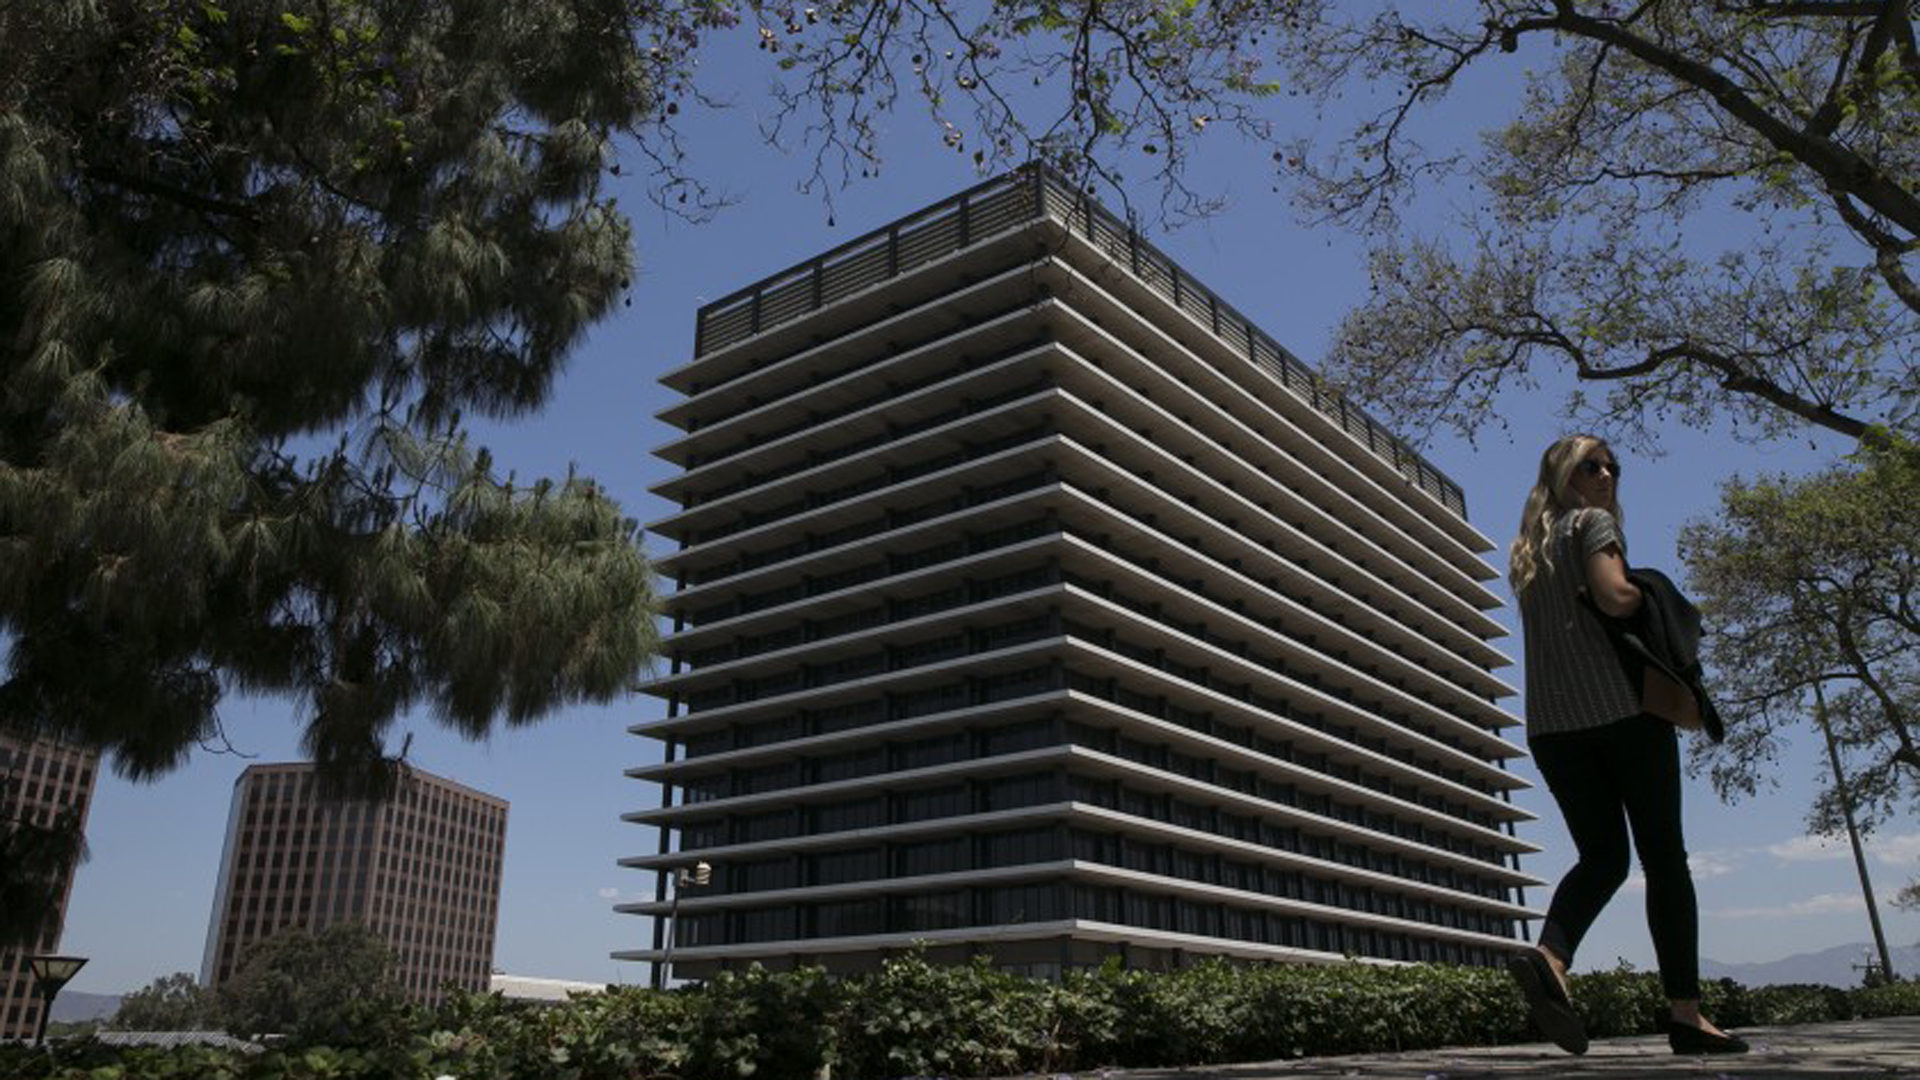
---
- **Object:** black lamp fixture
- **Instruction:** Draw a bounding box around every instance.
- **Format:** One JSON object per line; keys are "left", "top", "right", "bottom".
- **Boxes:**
{"left": 659, "top": 861, "right": 713, "bottom": 989}
{"left": 27, "top": 954, "right": 88, "bottom": 1047}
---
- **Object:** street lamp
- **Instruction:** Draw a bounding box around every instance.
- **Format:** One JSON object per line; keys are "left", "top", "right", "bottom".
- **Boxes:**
{"left": 27, "top": 954, "right": 87, "bottom": 1047}
{"left": 660, "top": 861, "right": 711, "bottom": 989}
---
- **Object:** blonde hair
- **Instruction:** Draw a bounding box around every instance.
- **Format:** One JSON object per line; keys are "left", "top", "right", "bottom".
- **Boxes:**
{"left": 1509, "top": 434, "right": 1624, "bottom": 594}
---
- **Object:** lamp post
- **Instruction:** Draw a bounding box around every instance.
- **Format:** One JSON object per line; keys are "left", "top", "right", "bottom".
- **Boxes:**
{"left": 27, "top": 955, "right": 87, "bottom": 1047}
{"left": 660, "top": 861, "right": 711, "bottom": 989}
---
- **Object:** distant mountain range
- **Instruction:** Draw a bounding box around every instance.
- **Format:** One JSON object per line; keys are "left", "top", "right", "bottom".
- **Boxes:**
{"left": 1701, "top": 942, "right": 1920, "bottom": 988}
{"left": 50, "top": 991, "right": 122, "bottom": 1023}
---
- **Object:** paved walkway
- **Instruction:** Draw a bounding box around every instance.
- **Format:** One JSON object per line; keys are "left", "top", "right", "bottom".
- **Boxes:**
{"left": 1108, "top": 1017, "right": 1920, "bottom": 1078}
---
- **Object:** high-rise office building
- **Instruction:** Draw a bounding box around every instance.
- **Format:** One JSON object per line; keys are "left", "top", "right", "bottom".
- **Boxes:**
{"left": 0, "top": 734, "right": 100, "bottom": 1041}
{"left": 620, "top": 167, "right": 1538, "bottom": 982}
{"left": 201, "top": 762, "right": 508, "bottom": 1006}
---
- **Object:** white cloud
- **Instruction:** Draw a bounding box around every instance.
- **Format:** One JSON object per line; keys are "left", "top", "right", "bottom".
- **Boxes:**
{"left": 1765, "top": 835, "right": 1850, "bottom": 862}
{"left": 1690, "top": 850, "right": 1742, "bottom": 879}
{"left": 1622, "top": 850, "right": 1741, "bottom": 892}
{"left": 597, "top": 887, "right": 622, "bottom": 900}
{"left": 1759, "top": 830, "right": 1920, "bottom": 869}
{"left": 1707, "top": 891, "right": 1908, "bottom": 920}
{"left": 1784, "top": 893, "right": 1867, "bottom": 916}
{"left": 1867, "top": 831, "right": 1920, "bottom": 867}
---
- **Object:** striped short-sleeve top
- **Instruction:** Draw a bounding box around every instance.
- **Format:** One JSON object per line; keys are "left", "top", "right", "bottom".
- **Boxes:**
{"left": 1519, "top": 507, "right": 1641, "bottom": 737}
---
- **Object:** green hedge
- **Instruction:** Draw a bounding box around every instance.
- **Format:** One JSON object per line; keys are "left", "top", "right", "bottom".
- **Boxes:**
{"left": 5, "top": 955, "right": 1915, "bottom": 1080}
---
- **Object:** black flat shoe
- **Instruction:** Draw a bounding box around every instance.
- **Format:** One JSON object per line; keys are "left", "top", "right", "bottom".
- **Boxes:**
{"left": 1668, "top": 1020, "right": 1749, "bottom": 1055}
{"left": 1506, "top": 950, "right": 1588, "bottom": 1055}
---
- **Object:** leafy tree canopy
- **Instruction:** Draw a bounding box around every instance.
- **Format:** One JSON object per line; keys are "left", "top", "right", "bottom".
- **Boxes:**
{"left": 109, "top": 971, "right": 224, "bottom": 1032}
{"left": 0, "top": 0, "right": 723, "bottom": 797}
{"left": 736, "top": 2, "right": 1920, "bottom": 906}
{"left": 1680, "top": 439, "right": 1920, "bottom": 894}
{"left": 217, "top": 922, "right": 406, "bottom": 1043}
{"left": 728, "top": 0, "right": 1918, "bottom": 446}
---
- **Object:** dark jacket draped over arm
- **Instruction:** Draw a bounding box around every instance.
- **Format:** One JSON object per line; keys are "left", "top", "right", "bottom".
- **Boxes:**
{"left": 1579, "top": 567, "right": 1726, "bottom": 744}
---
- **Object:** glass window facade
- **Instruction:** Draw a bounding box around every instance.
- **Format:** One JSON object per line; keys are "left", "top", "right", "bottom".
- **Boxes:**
{"left": 200, "top": 763, "right": 507, "bottom": 1008}
{"left": 627, "top": 166, "right": 1533, "bottom": 983}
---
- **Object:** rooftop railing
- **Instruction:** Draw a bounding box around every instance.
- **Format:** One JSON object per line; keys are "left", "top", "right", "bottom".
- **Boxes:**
{"left": 693, "top": 165, "right": 1467, "bottom": 520}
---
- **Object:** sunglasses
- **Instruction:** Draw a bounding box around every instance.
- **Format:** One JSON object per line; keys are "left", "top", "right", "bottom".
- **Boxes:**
{"left": 1577, "top": 458, "right": 1622, "bottom": 479}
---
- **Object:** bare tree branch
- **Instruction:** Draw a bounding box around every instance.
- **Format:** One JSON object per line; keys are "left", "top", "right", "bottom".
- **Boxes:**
{"left": 1535, "top": 4, "right": 1920, "bottom": 235}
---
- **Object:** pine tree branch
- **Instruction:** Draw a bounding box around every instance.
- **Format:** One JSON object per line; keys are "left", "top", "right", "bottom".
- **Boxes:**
{"left": 81, "top": 165, "right": 260, "bottom": 223}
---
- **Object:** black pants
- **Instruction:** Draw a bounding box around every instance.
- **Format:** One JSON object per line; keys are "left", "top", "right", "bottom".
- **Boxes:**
{"left": 1531, "top": 712, "right": 1699, "bottom": 1000}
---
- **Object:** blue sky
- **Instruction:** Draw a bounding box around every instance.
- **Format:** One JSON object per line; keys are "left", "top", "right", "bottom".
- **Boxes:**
{"left": 53, "top": 27, "right": 1920, "bottom": 996}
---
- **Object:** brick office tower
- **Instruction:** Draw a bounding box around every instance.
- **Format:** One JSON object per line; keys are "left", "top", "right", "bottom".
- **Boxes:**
{"left": 0, "top": 735, "right": 100, "bottom": 1042}
{"left": 201, "top": 763, "right": 508, "bottom": 1006}
{"left": 621, "top": 167, "right": 1540, "bottom": 983}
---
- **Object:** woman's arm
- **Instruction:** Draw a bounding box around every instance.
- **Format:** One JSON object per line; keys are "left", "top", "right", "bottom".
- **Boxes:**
{"left": 1585, "top": 543, "right": 1643, "bottom": 618}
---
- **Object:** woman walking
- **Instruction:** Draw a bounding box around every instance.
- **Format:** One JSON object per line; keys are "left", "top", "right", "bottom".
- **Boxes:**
{"left": 1505, "top": 434, "right": 1747, "bottom": 1056}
